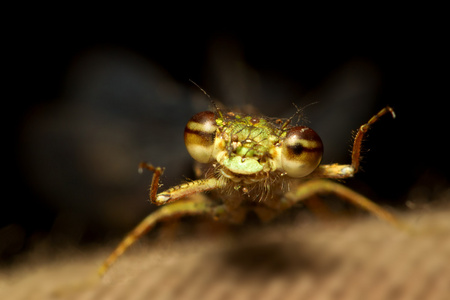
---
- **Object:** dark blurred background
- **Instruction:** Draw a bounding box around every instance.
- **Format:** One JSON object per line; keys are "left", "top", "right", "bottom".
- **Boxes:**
{"left": 3, "top": 10, "right": 447, "bottom": 264}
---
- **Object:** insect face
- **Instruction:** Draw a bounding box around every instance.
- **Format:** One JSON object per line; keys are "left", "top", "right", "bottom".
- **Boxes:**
{"left": 184, "top": 111, "right": 323, "bottom": 181}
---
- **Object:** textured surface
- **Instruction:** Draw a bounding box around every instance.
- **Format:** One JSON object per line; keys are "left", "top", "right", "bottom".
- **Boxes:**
{"left": 1, "top": 205, "right": 449, "bottom": 300}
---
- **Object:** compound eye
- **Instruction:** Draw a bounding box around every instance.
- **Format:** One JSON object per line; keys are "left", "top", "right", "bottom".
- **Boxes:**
{"left": 184, "top": 111, "right": 217, "bottom": 163}
{"left": 281, "top": 126, "right": 323, "bottom": 178}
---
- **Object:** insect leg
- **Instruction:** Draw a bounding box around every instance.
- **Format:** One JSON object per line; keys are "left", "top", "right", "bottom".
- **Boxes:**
{"left": 139, "top": 162, "right": 224, "bottom": 205}
{"left": 351, "top": 106, "right": 395, "bottom": 173}
{"left": 284, "top": 179, "right": 405, "bottom": 229}
{"left": 138, "top": 162, "right": 165, "bottom": 204}
{"left": 307, "top": 106, "right": 396, "bottom": 179}
{"left": 98, "top": 195, "right": 215, "bottom": 277}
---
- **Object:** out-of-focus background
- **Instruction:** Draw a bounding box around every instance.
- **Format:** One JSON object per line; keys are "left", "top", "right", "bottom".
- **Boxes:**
{"left": 3, "top": 8, "right": 448, "bottom": 276}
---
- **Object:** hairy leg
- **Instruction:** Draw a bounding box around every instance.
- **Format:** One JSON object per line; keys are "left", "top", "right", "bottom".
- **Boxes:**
{"left": 351, "top": 106, "right": 395, "bottom": 173}
{"left": 308, "top": 106, "right": 396, "bottom": 180}
{"left": 138, "top": 162, "right": 223, "bottom": 205}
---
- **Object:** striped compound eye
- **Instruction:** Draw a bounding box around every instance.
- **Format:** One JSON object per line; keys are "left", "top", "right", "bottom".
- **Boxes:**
{"left": 184, "top": 111, "right": 217, "bottom": 163}
{"left": 281, "top": 126, "right": 323, "bottom": 178}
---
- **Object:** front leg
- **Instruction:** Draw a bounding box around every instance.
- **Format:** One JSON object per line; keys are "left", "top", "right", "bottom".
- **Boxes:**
{"left": 99, "top": 164, "right": 227, "bottom": 277}
{"left": 138, "top": 162, "right": 224, "bottom": 205}
{"left": 308, "top": 106, "right": 396, "bottom": 180}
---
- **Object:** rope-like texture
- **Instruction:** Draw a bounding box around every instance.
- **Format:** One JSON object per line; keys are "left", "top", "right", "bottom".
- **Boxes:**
{"left": 1, "top": 206, "right": 449, "bottom": 300}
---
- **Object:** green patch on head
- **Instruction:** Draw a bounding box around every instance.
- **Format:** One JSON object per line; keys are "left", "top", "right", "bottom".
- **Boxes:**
{"left": 222, "top": 156, "right": 263, "bottom": 175}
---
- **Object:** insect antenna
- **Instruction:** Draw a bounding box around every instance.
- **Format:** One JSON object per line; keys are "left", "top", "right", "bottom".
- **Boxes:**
{"left": 189, "top": 79, "right": 224, "bottom": 119}
{"left": 281, "top": 102, "right": 319, "bottom": 130}
{"left": 280, "top": 103, "right": 300, "bottom": 130}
